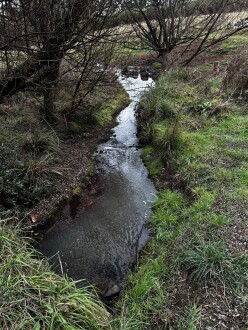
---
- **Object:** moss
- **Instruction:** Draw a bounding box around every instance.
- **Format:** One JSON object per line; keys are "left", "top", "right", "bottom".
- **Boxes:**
{"left": 71, "top": 185, "right": 81, "bottom": 197}
{"left": 68, "top": 121, "right": 82, "bottom": 134}
{"left": 94, "top": 87, "right": 130, "bottom": 126}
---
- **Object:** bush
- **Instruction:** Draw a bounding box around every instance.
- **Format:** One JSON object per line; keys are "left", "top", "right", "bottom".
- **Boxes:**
{"left": 223, "top": 47, "right": 248, "bottom": 98}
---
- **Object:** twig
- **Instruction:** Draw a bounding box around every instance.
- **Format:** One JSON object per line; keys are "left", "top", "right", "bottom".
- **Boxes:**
{"left": 0, "top": 217, "right": 18, "bottom": 224}
{"left": 57, "top": 252, "right": 64, "bottom": 277}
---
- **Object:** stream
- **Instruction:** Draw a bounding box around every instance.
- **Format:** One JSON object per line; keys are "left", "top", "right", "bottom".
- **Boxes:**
{"left": 39, "top": 69, "right": 156, "bottom": 294}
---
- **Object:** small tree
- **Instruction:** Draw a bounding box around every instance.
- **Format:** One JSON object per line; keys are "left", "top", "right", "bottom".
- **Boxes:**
{"left": 0, "top": 0, "right": 117, "bottom": 122}
{"left": 123, "top": 0, "right": 248, "bottom": 68}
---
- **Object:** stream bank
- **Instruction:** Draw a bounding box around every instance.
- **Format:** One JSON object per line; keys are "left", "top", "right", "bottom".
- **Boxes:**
{"left": 29, "top": 85, "right": 130, "bottom": 226}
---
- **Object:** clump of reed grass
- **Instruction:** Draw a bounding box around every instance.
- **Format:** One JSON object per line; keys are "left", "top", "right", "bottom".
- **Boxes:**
{"left": 154, "top": 116, "right": 182, "bottom": 160}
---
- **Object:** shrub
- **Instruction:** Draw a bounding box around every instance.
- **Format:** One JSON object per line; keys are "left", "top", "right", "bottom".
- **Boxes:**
{"left": 223, "top": 47, "right": 248, "bottom": 98}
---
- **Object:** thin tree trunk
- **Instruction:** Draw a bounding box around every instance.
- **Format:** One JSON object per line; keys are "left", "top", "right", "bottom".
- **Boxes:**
{"left": 43, "top": 87, "right": 57, "bottom": 123}
{"left": 159, "top": 50, "right": 172, "bottom": 70}
{"left": 42, "top": 60, "right": 61, "bottom": 123}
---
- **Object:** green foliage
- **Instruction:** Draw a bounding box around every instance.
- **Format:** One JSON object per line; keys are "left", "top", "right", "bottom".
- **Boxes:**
{"left": 154, "top": 116, "right": 182, "bottom": 158}
{"left": 138, "top": 72, "right": 204, "bottom": 158}
{"left": 223, "top": 47, "right": 248, "bottom": 98}
{"left": 94, "top": 88, "right": 130, "bottom": 126}
{"left": 18, "top": 153, "right": 62, "bottom": 184}
{"left": 152, "top": 62, "right": 162, "bottom": 70}
{"left": 0, "top": 145, "right": 61, "bottom": 215}
{"left": 141, "top": 145, "right": 164, "bottom": 178}
{"left": 22, "top": 131, "right": 60, "bottom": 154}
{"left": 178, "top": 304, "right": 202, "bottom": 330}
{"left": 0, "top": 226, "right": 110, "bottom": 329}
{"left": 113, "top": 257, "right": 167, "bottom": 329}
{"left": 71, "top": 185, "right": 81, "bottom": 197}
{"left": 140, "top": 122, "right": 157, "bottom": 143}
{"left": 68, "top": 121, "right": 83, "bottom": 134}
{"left": 211, "top": 33, "right": 248, "bottom": 55}
{"left": 189, "top": 101, "right": 213, "bottom": 115}
{"left": 112, "top": 314, "right": 144, "bottom": 330}
{"left": 139, "top": 74, "right": 189, "bottom": 121}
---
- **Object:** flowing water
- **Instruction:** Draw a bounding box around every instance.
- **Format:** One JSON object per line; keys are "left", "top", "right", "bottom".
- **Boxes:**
{"left": 39, "top": 70, "right": 156, "bottom": 287}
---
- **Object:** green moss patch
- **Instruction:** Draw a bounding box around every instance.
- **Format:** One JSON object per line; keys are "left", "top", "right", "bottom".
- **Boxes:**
{"left": 94, "top": 87, "right": 130, "bottom": 126}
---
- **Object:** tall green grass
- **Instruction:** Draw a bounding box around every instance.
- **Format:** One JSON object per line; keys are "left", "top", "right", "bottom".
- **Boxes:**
{"left": 0, "top": 225, "right": 111, "bottom": 330}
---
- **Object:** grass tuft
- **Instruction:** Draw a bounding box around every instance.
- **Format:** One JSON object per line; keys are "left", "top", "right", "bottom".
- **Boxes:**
{"left": 177, "top": 304, "right": 202, "bottom": 330}
{"left": 181, "top": 240, "right": 248, "bottom": 290}
{"left": 154, "top": 115, "right": 182, "bottom": 159}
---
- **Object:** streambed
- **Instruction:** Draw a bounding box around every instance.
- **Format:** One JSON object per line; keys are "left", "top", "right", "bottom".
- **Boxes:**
{"left": 39, "top": 69, "right": 156, "bottom": 291}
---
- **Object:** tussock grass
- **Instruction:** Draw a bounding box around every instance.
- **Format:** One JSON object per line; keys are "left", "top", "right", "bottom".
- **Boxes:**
{"left": 0, "top": 225, "right": 111, "bottom": 330}
{"left": 181, "top": 240, "right": 248, "bottom": 289}
{"left": 154, "top": 116, "right": 182, "bottom": 159}
{"left": 0, "top": 144, "right": 63, "bottom": 216}
{"left": 21, "top": 131, "right": 60, "bottom": 155}
{"left": 223, "top": 46, "right": 248, "bottom": 98}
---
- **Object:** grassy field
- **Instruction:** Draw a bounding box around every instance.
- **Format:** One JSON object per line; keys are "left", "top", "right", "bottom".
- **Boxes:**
{"left": 113, "top": 59, "right": 248, "bottom": 329}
